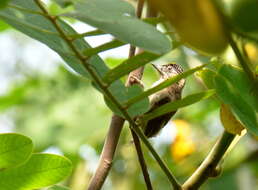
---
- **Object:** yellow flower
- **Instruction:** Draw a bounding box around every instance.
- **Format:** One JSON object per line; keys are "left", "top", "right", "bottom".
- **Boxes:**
{"left": 171, "top": 120, "right": 195, "bottom": 162}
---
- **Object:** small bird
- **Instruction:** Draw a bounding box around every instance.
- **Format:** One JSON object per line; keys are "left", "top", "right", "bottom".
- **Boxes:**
{"left": 142, "top": 63, "right": 186, "bottom": 138}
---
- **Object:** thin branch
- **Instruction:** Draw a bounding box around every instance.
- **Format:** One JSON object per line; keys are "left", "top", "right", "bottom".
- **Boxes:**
{"left": 131, "top": 129, "right": 153, "bottom": 190}
{"left": 89, "top": 0, "right": 151, "bottom": 189}
{"left": 182, "top": 131, "right": 235, "bottom": 190}
{"left": 227, "top": 35, "right": 258, "bottom": 96}
{"left": 212, "top": 0, "right": 258, "bottom": 96}
{"left": 34, "top": 1, "right": 180, "bottom": 189}
{"left": 88, "top": 115, "right": 125, "bottom": 190}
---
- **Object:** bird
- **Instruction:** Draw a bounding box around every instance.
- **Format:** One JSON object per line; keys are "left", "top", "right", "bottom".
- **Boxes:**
{"left": 142, "top": 63, "right": 186, "bottom": 138}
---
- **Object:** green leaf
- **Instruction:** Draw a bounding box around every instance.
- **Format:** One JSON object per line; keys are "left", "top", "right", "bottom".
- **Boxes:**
{"left": 64, "top": 0, "right": 171, "bottom": 54}
{"left": 0, "top": 19, "right": 10, "bottom": 32}
{"left": 0, "top": 0, "right": 11, "bottom": 9}
{"left": 0, "top": 133, "right": 33, "bottom": 169}
{"left": 125, "top": 64, "right": 209, "bottom": 107}
{"left": 52, "top": 0, "right": 74, "bottom": 8}
{"left": 103, "top": 52, "right": 161, "bottom": 85}
{"left": 0, "top": 153, "right": 72, "bottom": 190}
{"left": 218, "top": 64, "right": 258, "bottom": 112}
{"left": 48, "top": 185, "right": 70, "bottom": 190}
{"left": 104, "top": 84, "right": 150, "bottom": 117}
{"left": 83, "top": 39, "right": 125, "bottom": 57}
{"left": 214, "top": 74, "right": 258, "bottom": 136}
{"left": 142, "top": 90, "right": 215, "bottom": 121}
{"left": 197, "top": 68, "right": 217, "bottom": 89}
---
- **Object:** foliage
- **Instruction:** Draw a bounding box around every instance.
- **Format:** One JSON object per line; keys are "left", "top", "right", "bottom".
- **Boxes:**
{"left": 0, "top": 0, "right": 257, "bottom": 189}
{"left": 0, "top": 133, "right": 72, "bottom": 190}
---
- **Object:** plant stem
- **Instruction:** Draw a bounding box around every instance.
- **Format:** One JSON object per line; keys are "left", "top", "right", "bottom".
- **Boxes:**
{"left": 131, "top": 128, "right": 153, "bottom": 190}
{"left": 182, "top": 131, "right": 235, "bottom": 190}
{"left": 88, "top": 115, "right": 125, "bottom": 190}
{"left": 228, "top": 35, "right": 258, "bottom": 96}
{"left": 34, "top": 1, "right": 181, "bottom": 189}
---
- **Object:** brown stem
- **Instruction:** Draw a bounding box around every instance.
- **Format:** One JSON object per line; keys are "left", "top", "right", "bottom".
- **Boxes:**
{"left": 88, "top": 0, "right": 152, "bottom": 189}
{"left": 88, "top": 115, "right": 125, "bottom": 190}
{"left": 182, "top": 131, "right": 235, "bottom": 190}
{"left": 131, "top": 129, "right": 153, "bottom": 190}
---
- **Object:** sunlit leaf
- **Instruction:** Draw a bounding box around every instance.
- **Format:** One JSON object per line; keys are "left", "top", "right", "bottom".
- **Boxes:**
{"left": 63, "top": 0, "right": 171, "bottom": 54}
{"left": 0, "top": 153, "right": 72, "bottom": 190}
{"left": 197, "top": 68, "right": 217, "bottom": 89}
{"left": 0, "top": 133, "right": 33, "bottom": 169}
{"left": 0, "top": 19, "right": 9, "bottom": 31}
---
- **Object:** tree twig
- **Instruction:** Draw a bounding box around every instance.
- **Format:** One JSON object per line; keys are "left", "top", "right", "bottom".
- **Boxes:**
{"left": 88, "top": 115, "right": 125, "bottom": 190}
{"left": 34, "top": 1, "right": 180, "bottom": 189}
{"left": 89, "top": 0, "right": 153, "bottom": 189}
{"left": 227, "top": 35, "right": 258, "bottom": 96}
{"left": 182, "top": 131, "right": 235, "bottom": 190}
{"left": 131, "top": 129, "right": 153, "bottom": 190}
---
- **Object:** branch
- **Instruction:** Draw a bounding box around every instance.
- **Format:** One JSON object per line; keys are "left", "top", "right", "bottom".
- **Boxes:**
{"left": 34, "top": 1, "right": 180, "bottom": 189}
{"left": 88, "top": 115, "right": 125, "bottom": 190}
{"left": 131, "top": 129, "right": 153, "bottom": 190}
{"left": 227, "top": 35, "right": 258, "bottom": 96}
{"left": 89, "top": 0, "right": 153, "bottom": 189}
{"left": 182, "top": 131, "right": 235, "bottom": 190}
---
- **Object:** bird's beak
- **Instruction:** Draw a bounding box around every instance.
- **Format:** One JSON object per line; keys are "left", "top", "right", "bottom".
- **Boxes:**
{"left": 151, "top": 64, "right": 163, "bottom": 76}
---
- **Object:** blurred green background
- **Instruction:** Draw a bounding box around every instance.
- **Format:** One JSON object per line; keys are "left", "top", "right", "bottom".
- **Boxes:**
{"left": 0, "top": 3, "right": 257, "bottom": 189}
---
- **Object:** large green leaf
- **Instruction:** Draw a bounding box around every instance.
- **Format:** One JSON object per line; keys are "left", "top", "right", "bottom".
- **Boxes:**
{"left": 214, "top": 74, "right": 258, "bottom": 136}
{"left": 0, "top": 153, "right": 72, "bottom": 190}
{"left": 0, "top": 133, "right": 33, "bottom": 169}
{"left": 63, "top": 0, "right": 171, "bottom": 54}
{"left": 142, "top": 90, "right": 215, "bottom": 121}
{"left": 218, "top": 64, "right": 258, "bottom": 112}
